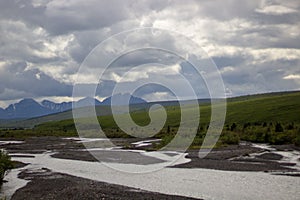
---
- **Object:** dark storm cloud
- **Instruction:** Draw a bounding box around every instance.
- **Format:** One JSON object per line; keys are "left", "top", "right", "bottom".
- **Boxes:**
{"left": 196, "top": 0, "right": 261, "bottom": 20}
{"left": 109, "top": 48, "right": 182, "bottom": 68}
{"left": 0, "top": 0, "right": 172, "bottom": 35}
{"left": 221, "top": 59, "right": 300, "bottom": 94}
{"left": 0, "top": 0, "right": 129, "bottom": 35}
{"left": 0, "top": 62, "right": 72, "bottom": 100}
{"left": 212, "top": 56, "right": 247, "bottom": 68}
{"left": 222, "top": 22, "right": 300, "bottom": 49}
{"left": 74, "top": 80, "right": 118, "bottom": 98}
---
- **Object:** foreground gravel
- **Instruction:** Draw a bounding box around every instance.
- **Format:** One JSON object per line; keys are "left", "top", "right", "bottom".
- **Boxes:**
{"left": 2, "top": 137, "right": 300, "bottom": 199}
{"left": 12, "top": 168, "right": 199, "bottom": 200}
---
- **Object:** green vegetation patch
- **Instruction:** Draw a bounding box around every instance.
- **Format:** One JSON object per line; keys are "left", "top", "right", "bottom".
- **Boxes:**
{"left": 1, "top": 91, "right": 300, "bottom": 148}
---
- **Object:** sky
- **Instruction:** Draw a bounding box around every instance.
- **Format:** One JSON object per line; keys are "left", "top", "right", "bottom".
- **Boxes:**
{"left": 0, "top": 0, "right": 300, "bottom": 108}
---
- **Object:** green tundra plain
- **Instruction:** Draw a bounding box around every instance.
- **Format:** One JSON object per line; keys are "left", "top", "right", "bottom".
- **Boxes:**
{"left": 1, "top": 91, "right": 299, "bottom": 149}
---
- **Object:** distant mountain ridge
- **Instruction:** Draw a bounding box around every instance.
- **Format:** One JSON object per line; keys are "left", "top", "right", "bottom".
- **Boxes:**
{"left": 41, "top": 100, "right": 72, "bottom": 113}
{"left": 0, "top": 94, "right": 146, "bottom": 119}
{"left": 102, "top": 93, "right": 147, "bottom": 106}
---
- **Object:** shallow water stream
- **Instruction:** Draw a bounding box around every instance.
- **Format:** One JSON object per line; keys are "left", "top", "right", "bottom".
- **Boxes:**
{"left": 1, "top": 140, "right": 300, "bottom": 200}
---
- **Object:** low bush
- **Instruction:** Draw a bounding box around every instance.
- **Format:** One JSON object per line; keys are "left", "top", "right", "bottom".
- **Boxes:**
{"left": 0, "top": 150, "right": 13, "bottom": 183}
{"left": 220, "top": 131, "right": 240, "bottom": 145}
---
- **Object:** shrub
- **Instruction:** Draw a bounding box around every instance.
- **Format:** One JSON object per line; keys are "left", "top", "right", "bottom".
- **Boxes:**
{"left": 270, "top": 131, "right": 294, "bottom": 145}
{"left": 286, "top": 123, "right": 294, "bottom": 130}
{"left": 275, "top": 123, "right": 284, "bottom": 132}
{"left": 264, "top": 129, "right": 271, "bottom": 143}
{"left": 0, "top": 150, "right": 13, "bottom": 183}
{"left": 230, "top": 123, "right": 237, "bottom": 131}
{"left": 243, "top": 122, "right": 251, "bottom": 129}
{"left": 294, "top": 129, "right": 300, "bottom": 146}
{"left": 221, "top": 131, "right": 240, "bottom": 145}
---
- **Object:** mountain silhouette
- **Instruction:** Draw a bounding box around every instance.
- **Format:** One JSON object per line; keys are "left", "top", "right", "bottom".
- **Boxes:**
{"left": 0, "top": 94, "right": 146, "bottom": 119}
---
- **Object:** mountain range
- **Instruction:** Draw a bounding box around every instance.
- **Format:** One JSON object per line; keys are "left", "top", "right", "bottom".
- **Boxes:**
{"left": 0, "top": 94, "right": 146, "bottom": 120}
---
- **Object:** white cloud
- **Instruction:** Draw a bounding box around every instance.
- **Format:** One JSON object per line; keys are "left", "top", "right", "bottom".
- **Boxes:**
{"left": 142, "top": 92, "right": 176, "bottom": 102}
{"left": 35, "top": 96, "right": 81, "bottom": 104}
{"left": 249, "top": 48, "right": 300, "bottom": 63}
{"left": 283, "top": 74, "right": 300, "bottom": 80}
{"left": 256, "top": 5, "right": 298, "bottom": 15}
{"left": 221, "top": 66, "right": 235, "bottom": 74}
{"left": 108, "top": 64, "right": 182, "bottom": 83}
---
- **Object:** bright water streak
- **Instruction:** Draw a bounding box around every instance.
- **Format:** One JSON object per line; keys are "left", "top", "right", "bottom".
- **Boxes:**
{"left": 9, "top": 153, "right": 300, "bottom": 200}
{"left": 0, "top": 166, "right": 29, "bottom": 199}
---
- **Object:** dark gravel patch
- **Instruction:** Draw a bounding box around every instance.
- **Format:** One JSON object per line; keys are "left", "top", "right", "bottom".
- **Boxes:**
{"left": 51, "top": 150, "right": 96, "bottom": 162}
{"left": 256, "top": 153, "right": 283, "bottom": 160}
{"left": 271, "top": 172, "right": 300, "bottom": 177}
{"left": 12, "top": 168, "right": 200, "bottom": 200}
{"left": 272, "top": 145, "right": 300, "bottom": 151}
{"left": 12, "top": 161, "right": 28, "bottom": 169}
{"left": 172, "top": 145, "right": 297, "bottom": 172}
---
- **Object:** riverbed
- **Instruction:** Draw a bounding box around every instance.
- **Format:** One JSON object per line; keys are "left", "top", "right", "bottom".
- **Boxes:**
{"left": 1, "top": 137, "right": 300, "bottom": 200}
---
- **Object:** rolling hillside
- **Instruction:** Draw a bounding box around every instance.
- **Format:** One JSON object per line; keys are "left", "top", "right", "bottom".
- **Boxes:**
{"left": 1, "top": 91, "right": 299, "bottom": 146}
{"left": 1, "top": 91, "right": 300, "bottom": 130}
{"left": 32, "top": 91, "right": 300, "bottom": 131}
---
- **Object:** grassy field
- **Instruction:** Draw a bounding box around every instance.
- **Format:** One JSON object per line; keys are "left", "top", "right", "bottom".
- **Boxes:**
{"left": 1, "top": 91, "right": 300, "bottom": 147}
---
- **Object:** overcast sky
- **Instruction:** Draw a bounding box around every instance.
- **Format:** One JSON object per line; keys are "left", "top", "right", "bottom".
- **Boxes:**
{"left": 0, "top": 0, "right": 299, "bottom": 108}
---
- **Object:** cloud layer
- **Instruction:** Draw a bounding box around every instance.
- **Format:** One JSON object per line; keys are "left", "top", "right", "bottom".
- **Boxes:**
{"left": 0, "top": 0, "right": 299, "bottom": 107}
